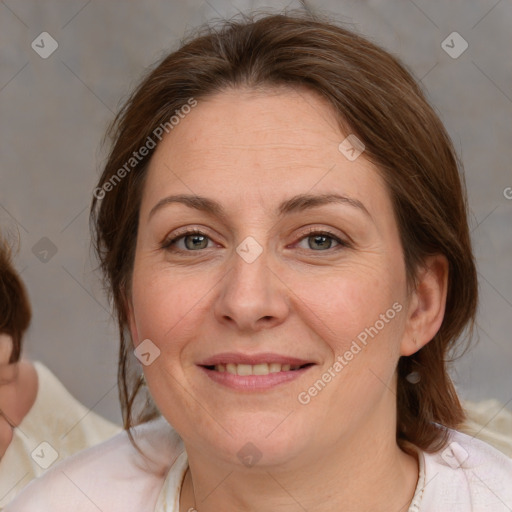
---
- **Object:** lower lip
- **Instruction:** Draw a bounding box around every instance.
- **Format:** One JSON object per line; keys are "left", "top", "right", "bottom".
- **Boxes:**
{"left": 198, "top": 365, "right": 313, "bottom": 391}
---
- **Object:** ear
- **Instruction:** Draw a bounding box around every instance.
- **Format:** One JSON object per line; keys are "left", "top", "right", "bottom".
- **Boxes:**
{"left": 400, "top": 254, "right": 449, "bottom": 356}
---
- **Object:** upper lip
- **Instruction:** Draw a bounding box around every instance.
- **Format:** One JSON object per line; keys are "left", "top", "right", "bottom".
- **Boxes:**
{"left": 198, "top": 353, "right": 314, "bottom": 366}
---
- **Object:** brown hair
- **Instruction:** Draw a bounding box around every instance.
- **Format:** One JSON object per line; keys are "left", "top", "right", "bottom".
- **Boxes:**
{"left": 91, "top": 11, "right": 477, "bottom": 452}
{"left": 0, "top": 237, "right": 31, "bottom": 363}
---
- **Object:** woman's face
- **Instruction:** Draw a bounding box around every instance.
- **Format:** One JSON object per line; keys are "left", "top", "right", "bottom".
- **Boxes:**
{"left": 129, "top": 87, "right": 415, "bottom": 467}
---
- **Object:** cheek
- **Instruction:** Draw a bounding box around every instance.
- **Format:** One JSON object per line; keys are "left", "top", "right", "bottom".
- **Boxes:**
{"left": 300, "top": 273, "right": 405, "bottom": 408}
{"left": 294, "top": 266, "right": 402, "bottom": 347}
{"left": 130, "top": 266, "right": 214, "bottom": 350}
{"left": 129, "top": 268, "right": 213, "bottom": 413}
{"left": 291, "top": 266, "right": 407, "bottom": 413}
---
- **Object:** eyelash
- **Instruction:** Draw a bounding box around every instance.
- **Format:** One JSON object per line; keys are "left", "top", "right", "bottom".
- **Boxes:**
{"left": 160, "top": 228, "right": 350, "bottom": 253}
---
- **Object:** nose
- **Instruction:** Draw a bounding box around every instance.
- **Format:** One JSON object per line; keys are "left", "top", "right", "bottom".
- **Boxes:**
{"left": 213, "top": 247, "right": 290, "bottom": 333}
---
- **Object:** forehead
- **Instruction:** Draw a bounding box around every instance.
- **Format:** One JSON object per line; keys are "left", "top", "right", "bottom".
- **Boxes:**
{"left": 142, "top": 87, "right": 390, "bottom": 219}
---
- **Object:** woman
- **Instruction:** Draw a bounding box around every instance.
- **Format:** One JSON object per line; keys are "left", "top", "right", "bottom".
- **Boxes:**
{"left": 7, "top": 12, "right": 512, "bottom": 511}
{"left": 0, "top": 238, "right": 120, "bottom": 507}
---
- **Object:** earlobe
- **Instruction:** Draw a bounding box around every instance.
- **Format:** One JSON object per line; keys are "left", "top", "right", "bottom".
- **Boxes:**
{"left": 400, "top": 254, "right": 449, "bottom": 356}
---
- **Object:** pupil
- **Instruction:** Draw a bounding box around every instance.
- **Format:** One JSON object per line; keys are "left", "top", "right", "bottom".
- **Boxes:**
{"left": 186, "top": 235, "right": 207, "bottom": 250}
{"left": 310, "top": 235, "right": 331, "bottom": 250}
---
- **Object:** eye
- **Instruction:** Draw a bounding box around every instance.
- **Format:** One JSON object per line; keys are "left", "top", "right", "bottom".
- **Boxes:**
{"left": 161, "top": 229, "right": 214, "bottom": 251}
{"left": 295, "top": 230, "right": 348, "bottom": 251}
{"left": 161, "top": 228, "right": 349, "bottom": 253}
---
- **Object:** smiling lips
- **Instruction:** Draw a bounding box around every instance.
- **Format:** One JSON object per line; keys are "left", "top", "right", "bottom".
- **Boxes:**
{"left": 198, "top": 353, "right": 315, "bottom": 390}
{"left": 213, "top": 362, "right": 304, "bottom": 375}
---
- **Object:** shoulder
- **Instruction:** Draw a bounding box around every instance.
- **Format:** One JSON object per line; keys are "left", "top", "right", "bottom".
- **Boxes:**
{"left": 0, "top": 362, "right": 122, "bottom": 506}
{"left": 27, "top": 361, "right": 121, "bottom": 441}
{"left": 420, "top": 428, "right": 512, "bottom": 511}
{"left": 461, "top": 399, "right": 512, "bottom": 457}
{"left": 4, "top": 417, "right": 184, "bottom": 512}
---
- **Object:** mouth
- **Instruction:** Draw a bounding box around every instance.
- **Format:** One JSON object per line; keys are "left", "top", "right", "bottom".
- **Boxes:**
{"left": 197, "top": 353, "right": 316, "bottom": 390}
{"left": 202, "top": 362, "right": 314, "bottom": 375}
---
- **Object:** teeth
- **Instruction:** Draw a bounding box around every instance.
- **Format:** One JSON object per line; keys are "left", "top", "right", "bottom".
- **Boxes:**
{"left": 237, "top": 364, "right": 252, "bottom": 376}
{"left": 214, "top": 363, "right": 302, "bottom": 375}
{"left": 253, "top": 364, "right": 269, "bottom": 375}
{"left": 269, "top": 363, "right": 282, "bottom": 373}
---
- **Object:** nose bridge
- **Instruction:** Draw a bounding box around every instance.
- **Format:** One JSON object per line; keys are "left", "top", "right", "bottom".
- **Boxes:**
{"left": 214, "top": 239, "right": 288, "bottom": 331}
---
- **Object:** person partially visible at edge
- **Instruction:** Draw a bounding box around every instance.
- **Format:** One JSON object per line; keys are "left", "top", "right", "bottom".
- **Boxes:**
{"left": 0, "top": 237, "right": 121, "bottom": 507}
{"left": 7, "top": 11, "right": 512, "bottom": 512}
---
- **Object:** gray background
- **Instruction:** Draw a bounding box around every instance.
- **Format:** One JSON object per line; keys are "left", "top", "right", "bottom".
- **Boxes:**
{"left": 0, "top": 0, "right": 511, "bottom": 425}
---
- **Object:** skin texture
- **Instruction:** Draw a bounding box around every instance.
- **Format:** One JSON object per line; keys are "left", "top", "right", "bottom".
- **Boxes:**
{"left": 0, "top": 334, "right": 38, "bottom": 458}
{"left": 127, "top": 87, "right": 448, "bottom": 511}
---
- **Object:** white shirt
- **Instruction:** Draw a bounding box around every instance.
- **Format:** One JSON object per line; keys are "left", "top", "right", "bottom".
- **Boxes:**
{"left": 0, "top": 362, "right": 121, "bottom": 508}
{"left": 462, "top": 399, "right": 512, "bottom": 458}
{"left": 5, "top": 420, "right": 512, "bottom": 511}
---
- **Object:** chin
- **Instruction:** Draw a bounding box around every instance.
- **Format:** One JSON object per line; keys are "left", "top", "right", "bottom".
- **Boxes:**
{"left": 190, "top": 412, "right": 312, "bottom": 469}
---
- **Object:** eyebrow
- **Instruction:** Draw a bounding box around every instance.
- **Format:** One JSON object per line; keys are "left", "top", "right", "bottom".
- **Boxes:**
{"left": 148, "top": 193, "right": 372, "bottom": 221}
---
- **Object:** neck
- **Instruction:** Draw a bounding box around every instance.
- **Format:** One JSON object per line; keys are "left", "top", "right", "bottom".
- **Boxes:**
{"left": 179, "top": 417, "right": 419, "bottom": 512}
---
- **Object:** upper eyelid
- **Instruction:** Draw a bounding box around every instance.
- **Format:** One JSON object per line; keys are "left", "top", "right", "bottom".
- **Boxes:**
{"left": 161, "top": 228, "right": 215, "bottom": 249}
{"left": 292, "top": 230, "right": 349, "bottom": 249}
